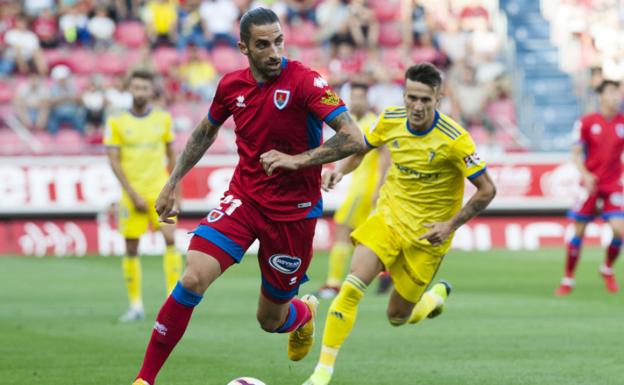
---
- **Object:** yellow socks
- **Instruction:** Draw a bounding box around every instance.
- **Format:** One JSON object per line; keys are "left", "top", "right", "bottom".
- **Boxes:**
{"left": 163, "top": 245, "right": 183, "bottom": 294}
{"left": 326, "top": 242, "right": 352, "bottom": 287}
{"left": 319, "top": 274, "right": 367, "bottom": 372}
{"left": 122, "top": 256, "right": 142, "bottom": 308}
{"left": 409, "top": 283, "right": 447, "bottom": 324}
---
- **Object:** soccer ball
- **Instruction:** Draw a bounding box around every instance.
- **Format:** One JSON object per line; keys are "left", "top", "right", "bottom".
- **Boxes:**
{"left": 227, "top": 377, "right": 266, "bottom": 385}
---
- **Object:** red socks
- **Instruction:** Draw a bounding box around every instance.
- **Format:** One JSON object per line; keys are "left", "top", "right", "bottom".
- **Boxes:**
{"left": 275, "top": 297, "right": 311, "bottom": 333}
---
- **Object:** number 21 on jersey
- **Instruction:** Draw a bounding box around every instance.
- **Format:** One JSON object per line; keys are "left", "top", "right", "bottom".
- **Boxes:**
{"left": 206, "top": 195, "right": 242, "bottom": 222}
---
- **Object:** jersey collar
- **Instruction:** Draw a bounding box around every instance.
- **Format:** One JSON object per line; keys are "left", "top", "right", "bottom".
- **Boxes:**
{"left": 406, "top": 110, "right": 439, "bottom": 136}
{"left": 129, "top": 107, "right": 152, "bottom": 118}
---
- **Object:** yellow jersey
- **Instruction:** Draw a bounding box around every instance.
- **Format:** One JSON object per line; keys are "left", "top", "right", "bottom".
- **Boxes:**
{"left": 348, "top": 111, "right": 381, "bottom": 196}
{"left": 364, "top": 107, "right": 486, "bottom": 255}
{"left": 104, "top": 109, "right": 174, "bottom": 197}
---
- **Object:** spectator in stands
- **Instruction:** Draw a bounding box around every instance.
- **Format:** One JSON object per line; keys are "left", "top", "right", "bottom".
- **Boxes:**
{"left": 199, "top": 0, "right": 239, "bottom": 51}
{"left": 3, "top": 14, "right": 48, "bottom": 75}
{"left": 88, "top": 5, "right": 116, "bottom": 49}
{"left": 176, "top": 0, "right": 206, "bottom": 52}
{"left": 13, "top": 75, "right": 50, "bottom": 131}
{"left": 328, "top": 41, "right": 363, "bottom": 86}
{"left": 105, "top": 77, "right": 133, "bottom": 117}
{"left": 345, "top": 0, "right": 379, "bottom": 49}
{"left": 115, "top": 0, "right": 142, "bottom": 20}
{"left": 435, "top": 18, "right": 468, "bottom": 64}
{"left": 59, "top": 4, "right": 91, "bottom": 45}
{"left": 367, "top": 62, "right": 404, "bottom": 113}
{"left": 179, "top": 44, "right": 217, "bottom": 101}
{"left": 23, "top": 0, "right": 56, "bottom": 17}
{"left": 315, "top": 0, "right": 350, "bottom": 45}
{"left": 449, "top": 64, "right": 494, "bottom": 134}
{"left": 401, "top": 0, "right": 429, "bottom": 47}
{"left": 144, "top": 0, "right": 178, "bottom": 47}
{"left": 82, "top": 75, "right": 107, "bottom": 132}
{"left": 47, "top": 65, "right": 87, "bottom": 135}
{"left": 284, "top": 0, "right": 317, "bottom": 25}
{"left": 33, "top": 8, "right": 59, "bottom": 48}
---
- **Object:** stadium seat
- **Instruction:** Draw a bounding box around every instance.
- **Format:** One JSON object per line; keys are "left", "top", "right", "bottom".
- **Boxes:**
{"left": 32, "top": 131, "right": 55, "bottom": 155}
{"left": 378, "top": 22, "right": 403, "bottom": 47}
{"left": 410, "top": 46, "right": 439, "bottom": 64}
{"left": 0, "top": 81, "right": 12, "bottom": 104}
{"left": 211, "top": 47, "right": 246, "bottom": 74}
{"left": 371, "top": 0, "right": 401, "bottom": 22}
{"left": 0, "top": 129, "right": 27, "bottom": 155}
{"left": 153, "top": 47, "right": 180, "bottom": 75}
{"left": 96, "top": 51, "right": 127, "bottom": 75}
{"left": 286, "top": 21, "right": 317, "bottom": 47}
{"left": 66, "top": 50, "right": 97, "bottom": 75}
{"left": 54, "top": 129, "right": 84, "bottom": 155}
{"left": 381, "top": 48, "right": 404, "bottom": 72}
{"left": 114, "top": 21, "right": 147, "bottom": 49}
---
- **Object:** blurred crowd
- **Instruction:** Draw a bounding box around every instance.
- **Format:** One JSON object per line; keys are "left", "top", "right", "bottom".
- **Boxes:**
{"left": 0, "top": 0, "right": 517, "bottom": 156}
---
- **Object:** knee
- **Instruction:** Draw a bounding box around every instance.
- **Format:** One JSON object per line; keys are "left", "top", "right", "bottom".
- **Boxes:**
{"left": 386, "top": 308, "right": 410, "bottom": 327}
{"left": 256, "top": 312, "right": 283, "bottom": 332}
{"left": 180, "top": 268, "right": 205, "bottom": 294}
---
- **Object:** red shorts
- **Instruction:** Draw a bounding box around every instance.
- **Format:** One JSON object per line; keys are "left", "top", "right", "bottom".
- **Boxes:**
{"left": 188, "top": 193, "right": 317, "bottom": 303}
{"left": 568, "top": 186, "right": 624, "bottom": 221}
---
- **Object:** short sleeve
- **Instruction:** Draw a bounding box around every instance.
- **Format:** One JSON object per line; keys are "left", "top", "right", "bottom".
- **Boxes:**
{"left": 363, "top": 113, "right": 388, "bottom": 148}
{"left": 103, "top": 117, "right": 121, "bottom": 146}
{"left": 299, "top": 71, "right": 347, "bottom": 123}
{"left": 163, "top": 113, "right": 175, "bottom": 143}
{"left": 449, "top": 133, "right": 487, "bottom": 180}
{"left": 207, "top": 77, "right": 231, "bottom": 125}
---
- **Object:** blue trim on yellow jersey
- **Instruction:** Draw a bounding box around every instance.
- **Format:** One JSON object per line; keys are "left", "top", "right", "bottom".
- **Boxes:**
{"left": 436, "top": 125, "right": 458, "bottom": 139}
{"left": 261, "top": 274, "right": 309, "bottom": 301}
{"left": 467, "top": 167, "right": 486, "bottom": 180}
{"left": 407, "top": 111, "right": 439, "bottom": 136}
{"left": 438, "top": 118, "right": 461, "bottom": 136}
{"left": 306, "top": 112, "right": 322, "bottom": 149}
{"left": 275, "top": 303, "right": 297, "bottom": 333}
{"left": 324, "top": 105, "right": 348, "bottom": 123}
{"left": 172, "top": 282, "right": 203, "bottom": 307}
{"left": 364, "top": 134, "right": 377, "bottom": 148}
{"left": 207, "top": 112, "right": 222, "bottom": 126}
{"left": 129, "top": 107, "right": 153, "bottom": 118}
{"left": 306, "top": 198, "right": 323, "bottom": 218}
{"left": 191, "top": 225, "right": 245, "bottom": 262}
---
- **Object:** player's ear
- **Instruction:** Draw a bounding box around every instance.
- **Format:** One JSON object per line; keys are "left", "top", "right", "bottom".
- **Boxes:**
{"left": 238, "top": 41, "right": 249, "bottom": 56}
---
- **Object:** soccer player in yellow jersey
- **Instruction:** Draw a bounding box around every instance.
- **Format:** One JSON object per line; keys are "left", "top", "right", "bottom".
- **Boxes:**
{"left": 303, "top": 63, "right": 497, "bottom": 385}
{"left": 316, "top": 83, "right": 391, "bottom": 299}
{"left": 104, "top": 69, "right": 183, "bottom": 322}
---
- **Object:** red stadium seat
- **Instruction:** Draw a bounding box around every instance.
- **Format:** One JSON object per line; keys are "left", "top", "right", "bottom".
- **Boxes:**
{"left": 153, "top": 46, "right": 180, "bottom": 75}
{"left": 410, "top": 46, "right": 439, "bottom": 64}
{"left": 211, "top": 47, "right": 246, "bottom": 74}
{"left": 115, "top": 21, "right": 147, "bottom": 48}
{"left": 371, "top": 0, "right": 401, "bottom": 21}
{"left": 0, "top": 129, "right": 27, "bottom": 155}
{"left": 378, "top": 22, "right": 403, "bottom": 47}
{"left": 286, "top": 21, "right": 317, "bottom": 47}
{"left": 96, "top": 51, "right": 127, "bottom": 75}
{"left": 66, "top": 49, "right": 97, "bottom": 75}
{"left": 381, "top": 48, "right": 405, "bottom": 72}
{"left": 32, "top": 131, "right": 55, "bottom": 155}
{"left": 0, "top": 80, "right": 12, "bottom": 104}
{"left": 54, "top": 129, "right": 84, "bottom": 155}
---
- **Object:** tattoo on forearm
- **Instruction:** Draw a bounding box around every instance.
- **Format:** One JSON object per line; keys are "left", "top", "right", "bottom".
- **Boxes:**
{"left": 452, "top": 196, "right": 491, "bottom": 230}
{"left": 300, "top": 112, "right": 364, "bottom": 166}
{"left": 170, "top": 118, "right": 217, "bottom": 183}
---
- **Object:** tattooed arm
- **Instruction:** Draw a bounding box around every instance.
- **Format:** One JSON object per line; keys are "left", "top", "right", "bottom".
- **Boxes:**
{"left": 260, "top": 111, "right": 367, "bottom": 175}
{"left": 419, "top": 171, "right": 496, "bottom": 246}
{"left": 155, "top": 116, "right": 221, "bottom": 223}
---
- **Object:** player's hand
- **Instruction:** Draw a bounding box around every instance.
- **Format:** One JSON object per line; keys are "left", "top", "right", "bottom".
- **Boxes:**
{"left": 155, "top": 183, "right": 179, "bottom": 224}
{"left": 321, "top": 170, "right": 343, "bottom": 191}
{"left": 418, "top": 222, "right": 454, "bottom": 246}
{"left": 130, "top": 192, "right": 148, "bottom": 213}
{"left": 260, "top": 150, "right": 301, "bottom": 176}
{"left": 582, "top": 172, "right": 597, "bottom": 193}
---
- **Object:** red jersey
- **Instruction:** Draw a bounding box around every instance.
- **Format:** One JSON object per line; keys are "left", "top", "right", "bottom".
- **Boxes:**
{"left": 208, "top": 57, "right": 347, "bottom": 221}
{"left": 574, "top": 112, "right": 624, "bottom": 189}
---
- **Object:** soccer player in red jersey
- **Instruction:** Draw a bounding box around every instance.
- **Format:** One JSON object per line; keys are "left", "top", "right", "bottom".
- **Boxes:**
{"left": 131, "top": 8, "right": 366, "bottom": 385}
{"left": 556, "top": 79, "right": 624, "bottom": 296}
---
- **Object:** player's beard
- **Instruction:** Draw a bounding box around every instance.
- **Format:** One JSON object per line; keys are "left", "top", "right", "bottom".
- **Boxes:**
{"left": 251, "top": 54, "right": 281, "bottom": 80}
{"left": 133, "top": 97, "right": 148, "bottom": 111}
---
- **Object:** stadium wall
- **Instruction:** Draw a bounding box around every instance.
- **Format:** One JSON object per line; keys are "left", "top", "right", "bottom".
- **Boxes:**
{"left": 1, "top": 154, "right": 619, "bottom": 256}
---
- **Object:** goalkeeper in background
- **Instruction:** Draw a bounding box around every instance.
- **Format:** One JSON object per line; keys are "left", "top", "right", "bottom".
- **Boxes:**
{"left": 104, "top": 69, "right": 183, "bottom": 322}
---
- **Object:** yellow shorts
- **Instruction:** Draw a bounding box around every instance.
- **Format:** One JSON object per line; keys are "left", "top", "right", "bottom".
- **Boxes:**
{"left": 118, "top": 193, "right": 161, "bottom": 239}
{"left": 351, "top": 212, "right": 444, "bottom": 303}
{"left": 334, "top": 192, "right": 375, "bottom": 229}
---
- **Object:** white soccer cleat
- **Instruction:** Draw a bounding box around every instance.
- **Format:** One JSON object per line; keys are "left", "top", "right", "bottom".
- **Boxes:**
{"left": 119, "top": 306, "right": 145, "bottom": 322}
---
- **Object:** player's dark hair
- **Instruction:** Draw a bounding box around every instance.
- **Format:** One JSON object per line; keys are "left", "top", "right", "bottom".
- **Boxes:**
{"left": 405, "top": 63, "right": 443, "bottom": 90}
{"left": 351, "top": 82, "right": 369, "bottom": 92}
{"left": 129, "top": 69, "right": 155, "bottom": 83}
{"left": 240, "top": 7, "right": 280, "bottom": 44}
{"left": 595, "top": 79, "right": 620, "bottom": 94}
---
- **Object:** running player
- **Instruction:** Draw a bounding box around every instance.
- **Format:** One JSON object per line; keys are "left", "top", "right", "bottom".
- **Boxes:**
{"left": 555, "top": 79, "right": 624, "bottom": 296}
{"left": 303, "top": 63, "right": 497, "bottom": 385}
{"left": 105, "top": 69, "right": 183, "bottom": 322}
{"left": 132, "top": 8, "right": 366, "bottom": 385}
{"left": 316, "top": 82, "right": 390, "bottom": 299}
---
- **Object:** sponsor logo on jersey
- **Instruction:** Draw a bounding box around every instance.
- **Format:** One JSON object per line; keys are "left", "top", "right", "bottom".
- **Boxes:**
{"left": 463, "top": 152, "right": 481, "bottom": 168}
{"left": 297, "top": 201, "right": 312, "bottom": 208}
{"left": 274, "top": 89, "right": 290, "bottom": 110}
{"left": 206, "top": 209, "right": 224, "bottom": 222}
{"left": 236, "top": 95, "right": 246, "bottom": 108}
{"left": 395, "top": 163, "right": 439, "bottom": 180}
{"left": 320, "top": 89, "right": 340, "bottom": 106}
{"left": 268, "top": 254, "right": 302, "bottom": 274}
{"left": 313, "top": 76, "right": 328, "bottom": 88}
{"left": 616, "top": 124, "right": 624, "bottom": 138}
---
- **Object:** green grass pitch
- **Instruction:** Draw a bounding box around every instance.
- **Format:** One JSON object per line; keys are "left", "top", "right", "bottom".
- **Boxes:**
{"left": 1, "top": 248, "right": 623, "bottom": 385}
